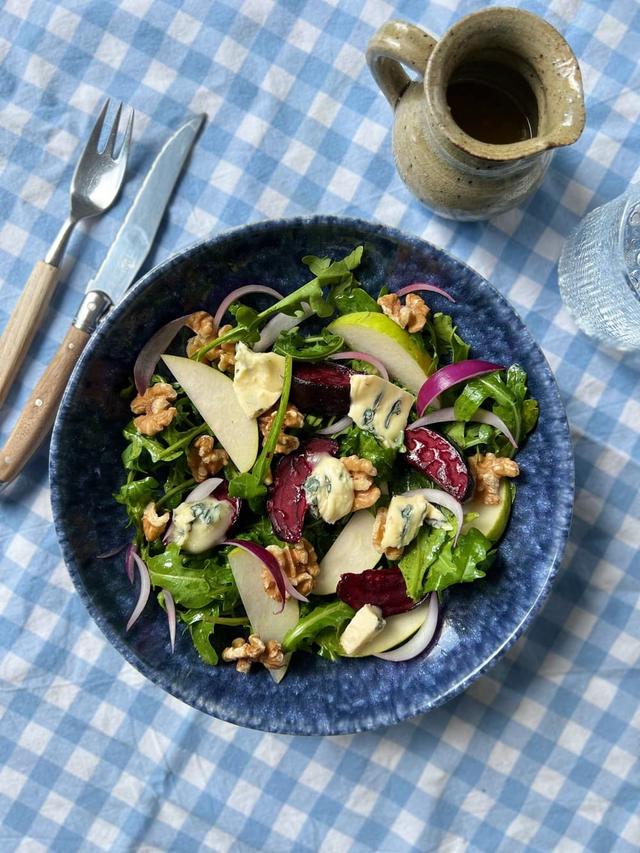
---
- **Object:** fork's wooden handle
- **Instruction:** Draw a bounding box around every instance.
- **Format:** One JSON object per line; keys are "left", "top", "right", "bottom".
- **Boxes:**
{"left": 0, "top": 260, "right": 60, "bottom": 409}
{"left": 0, "top": 325, "right": 89, "bottom": 484}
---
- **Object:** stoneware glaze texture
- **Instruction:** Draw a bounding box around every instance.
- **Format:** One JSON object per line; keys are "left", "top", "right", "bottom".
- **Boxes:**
{"left": 367, "top": 8, "right": 585, "bottom": 220}
{"left": 50, "top": 217, "right": 574, "bottom": 735}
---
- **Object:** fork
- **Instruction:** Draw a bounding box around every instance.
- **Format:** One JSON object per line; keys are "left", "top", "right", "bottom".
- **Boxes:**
{"left": 0, "top": 99, "right": 133, "bottom": 408}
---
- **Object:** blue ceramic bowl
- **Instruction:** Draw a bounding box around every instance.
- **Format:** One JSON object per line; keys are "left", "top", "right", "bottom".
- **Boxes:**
{"left": 50, "top": 217, "right": 574, "bottom": 735}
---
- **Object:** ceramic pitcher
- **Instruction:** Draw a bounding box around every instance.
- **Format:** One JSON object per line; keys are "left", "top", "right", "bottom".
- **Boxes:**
{"left": 367, "top": 7, "right": 585, "bottom": 220}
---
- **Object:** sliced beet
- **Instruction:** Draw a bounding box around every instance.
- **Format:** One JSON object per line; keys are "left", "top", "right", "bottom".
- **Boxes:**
{"left": 336, "top": 567, "right": 415, "bottom": 616}
{"left": 267, "top": 437, "right": 338, "bottom": 542}
{"left": 291, "top": 361, "right": 355, "bottom": 415}
{"left": 404, "top": 426, "right": 473, "bottom": 502}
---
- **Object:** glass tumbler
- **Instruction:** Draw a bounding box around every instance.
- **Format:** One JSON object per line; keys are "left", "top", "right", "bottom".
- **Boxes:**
{"left": 558, "top": 186, "right": 640, "bottom": 351}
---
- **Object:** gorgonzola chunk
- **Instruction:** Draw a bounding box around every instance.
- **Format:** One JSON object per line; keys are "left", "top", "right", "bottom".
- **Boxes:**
{"left": 348, "top": 374, "right": 414, "bottom": 448}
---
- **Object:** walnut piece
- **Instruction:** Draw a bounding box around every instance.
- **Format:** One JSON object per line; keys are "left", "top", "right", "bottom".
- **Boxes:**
{"left": 142, "top": 501, "right": 170, "bottom": 542}
{"left": 377, "top": 292, "right": 429, "bottom": 333}
{"left": 372, "top": 507, "right": 404, "bottom": 560}
{"left": 187, "top": 435, "right": 229, "bottom": 483}
{"left": 130, "top": 383, "right": 177, "bottom": 436}
{"left": 469, "top": 452, "right": 520, "bottom": 505}
{"left": 258, "top": 404, "right": 304, "bottom": 455}
{"left": 222, "top": 635, "right": 284, "bottom": 673}
{"left": 185, "top": 312, "right": 236, "bottom": 373}
{"left": 263, "top": 539, "right": 319, "bottom": 601}
{"left": 340, "top": 455, "right": 381, "bottom": 510}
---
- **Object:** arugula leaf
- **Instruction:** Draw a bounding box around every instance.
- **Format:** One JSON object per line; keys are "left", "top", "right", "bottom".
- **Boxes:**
{"left": 240, "top": 515, "right": 286, "bottom": 548}
{"left": 339, "top": 426, "right": 397, "bottom": 480}
{"left": 453, "top": 364, "right": 538, "bottom": 454}
{"left": 432, "top": 312, "right": 471, "bottom": 363}
{"left": 282, "top": 600, "right": 354, "bottom": 654}
{"left": 114, "top": 476, "right": 159, "bottom": 526}
{"left": 423, "top": 528, "right": 494, "bottom": 593}
{"left": 190, "top": 620, "right": 219, "bottom": 665}
{"left": 398, "top": 526, "right": 448, "bottom": 600}
{"left": 333, "top": 287, "right": 380, "bottom": 315}
{"left": 444, "top": 420, "right": 499, "bottom": 453}
{"left": 229, "top": 356, "right": 293, "bottom": 510}
{"left": 398, "top": 526, "right": 494, "bottom": 599}
{"left": 273, "top": 328, "right": 344, "bottom": 360}
{"left": 195, "top": 248, "right": 364, "bottom": 360}
{"left": 146, "top": 544, "right": 240, "bottom": 610}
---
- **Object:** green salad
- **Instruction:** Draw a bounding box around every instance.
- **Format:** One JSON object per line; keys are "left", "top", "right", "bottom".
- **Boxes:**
{"left": 112, "top": 246, "right": 538, "bottom": 681}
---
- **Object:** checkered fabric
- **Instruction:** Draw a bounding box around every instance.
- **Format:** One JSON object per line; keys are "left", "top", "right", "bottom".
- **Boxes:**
{"left": 1, "top": 0, "right": 639, "bottom": 850}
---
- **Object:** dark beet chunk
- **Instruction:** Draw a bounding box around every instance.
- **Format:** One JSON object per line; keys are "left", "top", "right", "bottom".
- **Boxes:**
{"left": 404, "top": 426, "right": 473, "bottom": 501}
{"left": 267, "top": 438, "right": 338, "bottom": 542}
{"left": 336, "top": 567, "right": 415, "bottom": 616}
{"left": 291, "top": 361, "right": 355, "bottom": 415}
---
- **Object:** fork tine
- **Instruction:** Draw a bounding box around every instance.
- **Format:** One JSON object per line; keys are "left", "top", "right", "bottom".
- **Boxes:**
{"left": 104, "top": 102, "right": 123, "bottom": 157}
{"left": 115, "top": 108, "right": 134, "bottom": 165}
{"left": 85, "top": 98, "right": 111, "bottom": 153}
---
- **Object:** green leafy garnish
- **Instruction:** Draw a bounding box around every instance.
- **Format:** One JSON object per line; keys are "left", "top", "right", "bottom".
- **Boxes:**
{"left": 333, "top": 287, "right": 381, "bottom": 315}
{"left": 273, "top": 328, "right": 344, "bottom": 360}
{"left": 146, "top": 544, "right": 240, "bottom": 610}
{"left": 432, "top": 312, "right": 471, "bottom": 363}
{"left": 282, "top": 601, "right": 355, "bottom": 654}
{"left": 339, "top": 425, "right": 397, "bottom": 481}
{"left": 115, "top": 476, "right": 159, "bottom": 527}
{"left": 228, "top": 356, "right": 293, "bottom": 510}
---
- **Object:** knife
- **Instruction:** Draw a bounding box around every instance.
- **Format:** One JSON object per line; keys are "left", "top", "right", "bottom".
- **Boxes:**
{"left": 0, "top": 114, "right": 205, "bottom": 485}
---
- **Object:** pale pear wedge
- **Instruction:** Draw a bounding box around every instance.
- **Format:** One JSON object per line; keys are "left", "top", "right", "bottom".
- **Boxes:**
{"left": 462, "top": 480, "right": 513, "bottom": 542}
{"left": 351, "top": 598, "right": 431, "bottom": 657}
{"left": 228, "top": 548, "right": 299, "bottom": 683}
{"left": 163, "top": 354, "right": 258, "bottom": 472}
{"left": 315, "top": 510, "right": 380, "bottom": 595}
{"left": 328, "top": 312, "right": 432, "bottom": 393}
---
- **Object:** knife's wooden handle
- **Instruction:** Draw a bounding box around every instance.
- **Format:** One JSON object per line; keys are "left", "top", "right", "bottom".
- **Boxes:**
{"left": 0, "top": 260, "right": 60, "bottom": 409}
{"left": 0, "top": 325, "right": 89, "bottom": 484}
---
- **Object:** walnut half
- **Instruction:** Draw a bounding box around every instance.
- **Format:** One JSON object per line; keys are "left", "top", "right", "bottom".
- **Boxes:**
{"left": 377, "top": 292, "right": 429, "bottom": 333}
{"left": 130, "top": 383, "right": 177, "bottom": 436}
{"left": 258, "top": 404, "right": 304, "bottom": 455}
{"left": 185, "top": 312, "right": 236, "bottom": 374}
{"left": 340, "top": 455, "right": 381, "bottom": 510}
{"left": 187, "top": 435, "right": 229, "bottom": 482}
{"left": 372, "top": 507, "right": 404, "bottom": 560}
{"left": 222, "top": 635, "right": 285, "bottom": 673}
{"left": 142, "top": 501, "right": 170, "bottom": 542}
{"left": 263, "top": 539, "right": 319, "bottom": 601}
{"left": 469, "top": 452, "right": 520, "bottom": 505}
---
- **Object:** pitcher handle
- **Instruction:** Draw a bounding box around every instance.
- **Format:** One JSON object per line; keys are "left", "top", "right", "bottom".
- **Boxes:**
{"left": 366, "top": 20, "right": 437, "bottom": 109}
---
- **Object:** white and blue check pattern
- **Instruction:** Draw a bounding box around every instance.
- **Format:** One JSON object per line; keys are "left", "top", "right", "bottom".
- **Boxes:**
{"left": 1, "top": 0, "right": 639, "bottom": 850}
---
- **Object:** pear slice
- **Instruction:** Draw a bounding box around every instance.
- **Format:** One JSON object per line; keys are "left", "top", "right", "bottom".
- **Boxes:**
{"left": 328, "top": 312, "right": 432, "bottom": 393}
{"left": 315, "top": 510, "right": 380, "bottom": 595}
{"left": 462, "top": 480, "right": 513, "bottom": 542}
{"left": 163, "top": 354, "right": 258, "bottom": 472}
{"left": 352, "top": 599, "right": 431, "bottom": 657}
{"left": 228, "top": 548, "right": 299, "bottom": 683}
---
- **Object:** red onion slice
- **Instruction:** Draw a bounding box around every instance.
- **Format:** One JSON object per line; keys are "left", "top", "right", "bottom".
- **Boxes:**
{"left": 404, "top": 488, "right": 464, "bottom": 546}
{"left": 124, "top": 543, "right": 137, "bottom": 584}
{"left": 374, "top": 593, "right": 439, "bottom": 661}
{"left": 328, "top": 351, "right": 389, "bottom": 381}
{"left": 164, "top": 590, "right": 176, "bottom": 653}
{"left": 213, "top": 285, "right": 284, "bottom": 330}
{"left": 126, "top": 552, "right": 151, "bottom": 631}
{"left": 254, "top": 303, "right": 313, "bottom": 352}
{"left": 223, "top": 539, "right": 309, "bottom": 613}
{"left": 396, "top": 282, "right": 455, "bottom": 303}
{"left": 134, "top": 315, "right": 192, "bottom": 395}
{"left": 316, "top": 415, "right": 353, "bottom": 436}
{"left": 97, "top": 542, "right": 128, "bottom": 559}
{"left": 411, "top": 406, "right": 517, "bottom": 448}
{"left": 417, "top": 359, "right": 503, "bottom": 415}
{"left": 185, "top": 477, "right": 224, "bottom": 503}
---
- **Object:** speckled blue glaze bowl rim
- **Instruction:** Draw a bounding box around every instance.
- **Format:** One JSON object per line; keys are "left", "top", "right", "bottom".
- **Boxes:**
{"left": 50, "top": 215, "right": 574, "bottom": 735}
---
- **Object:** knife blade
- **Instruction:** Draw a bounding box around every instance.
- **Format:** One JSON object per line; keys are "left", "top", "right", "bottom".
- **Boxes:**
{"left": 0, "top": 114, "right": 205, "bottom": 486}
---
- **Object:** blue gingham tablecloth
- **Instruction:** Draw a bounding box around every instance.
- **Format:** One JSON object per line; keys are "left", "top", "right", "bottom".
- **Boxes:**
{"left": 1, "top": 0, "right": 639, "bottom": 850}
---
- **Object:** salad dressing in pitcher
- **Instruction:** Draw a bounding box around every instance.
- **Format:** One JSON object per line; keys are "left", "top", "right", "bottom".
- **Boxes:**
{"left": 366, "top": 8, "right": 585, "bottom": 220}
